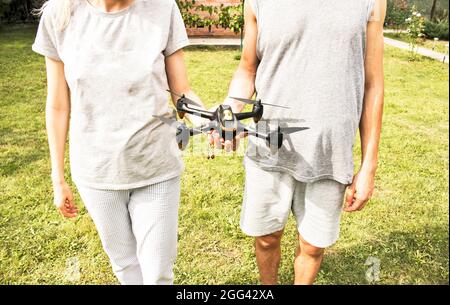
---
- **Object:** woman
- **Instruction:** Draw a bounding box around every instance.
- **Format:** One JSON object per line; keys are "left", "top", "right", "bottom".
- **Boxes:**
{"left": 33, "top": 0, "right": 205, "bottom": 284}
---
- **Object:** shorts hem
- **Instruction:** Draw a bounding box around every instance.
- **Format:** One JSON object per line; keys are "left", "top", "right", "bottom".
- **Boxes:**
{"left": 240, "top": 224, "right": 286, "bottom": 238}
{"left": 298, "top": 226, "right": 339, "bottom": 249}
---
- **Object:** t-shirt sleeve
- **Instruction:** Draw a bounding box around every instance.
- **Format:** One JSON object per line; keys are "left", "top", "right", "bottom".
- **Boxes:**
{"left": 163, "top": 1, "right": 190, "bottom": 57}
{"left": 367, "top": 0, "right": 377, "bottom": 22}
{"left": 248, "top": 0, "right": 258, "bottom": 20}
{"left": 32, "top": 6, "right": 61, "bottom": 61}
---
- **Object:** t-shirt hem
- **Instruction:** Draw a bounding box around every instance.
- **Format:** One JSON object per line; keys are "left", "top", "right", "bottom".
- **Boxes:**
{"left": 164, "top": 39, "right": 190, "bottom": 57}
{"left": 244, "top": 157, "right": 352, "bottom": 185}
{"left": 72, "top": 170, "right": 183, "bottom": 191}
{"left": 32, "top": 43, "right": 61, "bottom": 61}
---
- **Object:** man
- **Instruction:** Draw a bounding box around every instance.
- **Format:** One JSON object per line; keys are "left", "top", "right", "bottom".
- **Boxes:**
{"left": 213, "top": 0, "right": 386, "bottom": 284}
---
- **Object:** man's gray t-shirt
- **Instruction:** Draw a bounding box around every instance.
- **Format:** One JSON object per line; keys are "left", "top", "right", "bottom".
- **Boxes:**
{"left": 246, "top": 0, "right": 376, "bottom": 185}
{"left": 32, "top": 0, "right": 189, "bottom": 190}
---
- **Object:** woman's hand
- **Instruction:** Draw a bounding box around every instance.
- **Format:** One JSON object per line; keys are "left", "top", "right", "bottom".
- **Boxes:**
{"left": 343, "top": 169, "right": 375, "bottom": 212}
{"left": 52, "top": 180, "right": 78, "bottom": 218}
{"left": 45, "top": 57, "right": 75, "bottom": 218}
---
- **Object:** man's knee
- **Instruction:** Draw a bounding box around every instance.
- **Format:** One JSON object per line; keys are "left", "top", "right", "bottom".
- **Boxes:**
{"left": 256, "top": 230, "right": 283, "bottom": 251}
{"left": 299, "top": 237, "right": 324, "bottom": 258}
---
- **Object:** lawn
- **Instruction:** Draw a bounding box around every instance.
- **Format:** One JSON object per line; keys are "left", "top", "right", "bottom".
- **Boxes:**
{"left": 0, "top": 25, "right": 449, "bottom": 285}
{"left": 385, "top": 32, "right": 449, "bottom": 54}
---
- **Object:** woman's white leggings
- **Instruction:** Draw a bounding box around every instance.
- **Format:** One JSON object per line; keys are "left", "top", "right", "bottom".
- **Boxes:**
{"left": 76, "top": 176, "right": 181, "bottom": 285}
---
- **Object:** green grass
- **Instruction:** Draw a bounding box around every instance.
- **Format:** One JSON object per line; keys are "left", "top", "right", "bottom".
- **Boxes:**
{"left": 0, "top": 26, "right": 448, "bottom": 285}
{"left": 385, "top": 32, "right": 449, "bottom": 54}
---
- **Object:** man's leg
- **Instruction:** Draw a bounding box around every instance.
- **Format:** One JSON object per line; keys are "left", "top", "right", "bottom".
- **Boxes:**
{"left": 240, "top": 159, "right": 295, "bottom": 285}
{"left": 292, "top": 179, "right": 346, "bottom": 285}
{"left": 255, "top": 230, "right": 284, "bottom": 285}
{"left": 294, "top": 235, "right": 324, "bottom": 285}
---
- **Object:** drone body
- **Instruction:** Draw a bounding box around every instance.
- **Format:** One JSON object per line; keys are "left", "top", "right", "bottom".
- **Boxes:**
{"left": 154, "top": 91, "right": 309, "bottom": 156}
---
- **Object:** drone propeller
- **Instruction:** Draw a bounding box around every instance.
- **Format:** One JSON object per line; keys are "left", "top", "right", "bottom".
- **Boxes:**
{"left": 258, "top": 118, "right": 305, "bottom": 124}
{"left": 167, "top": 89, "right": 203, "bottom": 108}
{"left": 279, "top": 127, "right": 310, "bottom": 134}
{"left": 229, "top": 97, "right": 290, "bottom": 109}
{"left": 190, "top": 127, "right": 205, "bottom": 136}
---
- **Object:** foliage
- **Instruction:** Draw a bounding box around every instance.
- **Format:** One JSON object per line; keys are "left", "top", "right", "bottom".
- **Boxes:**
{"left": 406, "top": 0, "right": 449, "bottom": 20}
{"left": 386, "top": 1, "right": 449, "bottom": 29}
{"left": 386, "top": 0, "right": 411, "bottom": 30}
{"left": 176, "top": 0, "right": 244, "bottom": 34}
{"left": 217, "top": 4, "right": 244, "bottom": 34}
{"left": 424, "top": 18, "right": 449, "bottom": 40}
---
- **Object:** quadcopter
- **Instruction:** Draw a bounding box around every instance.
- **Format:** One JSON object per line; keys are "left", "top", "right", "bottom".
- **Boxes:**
{"left": 154, "top": 90, "right": 309, "bottom": 158}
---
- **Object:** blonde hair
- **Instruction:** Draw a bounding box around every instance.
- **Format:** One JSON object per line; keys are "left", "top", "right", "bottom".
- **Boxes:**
{"left": 33, "top": 0, "right": 73, "bottom": 31}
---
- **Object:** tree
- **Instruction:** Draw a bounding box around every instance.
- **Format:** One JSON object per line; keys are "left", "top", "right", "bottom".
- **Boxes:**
{"left": 430, "top": 0, "right": 438, "bottom": 20}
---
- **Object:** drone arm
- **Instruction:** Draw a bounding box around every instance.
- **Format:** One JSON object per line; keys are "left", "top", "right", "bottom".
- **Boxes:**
{"left": 235, "top": 112, "right": 254, "bottom": 121}
{"left": 236, "top": 109, "right": 263, "bottom": 121}
{"left": 235, "top": 102, "right": 264, "bottom": 123}
{"left": 177, "top": 102, "right": 215, "bottom": 121}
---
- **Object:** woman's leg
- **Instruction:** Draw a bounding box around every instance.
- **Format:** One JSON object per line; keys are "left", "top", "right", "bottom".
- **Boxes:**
{"left": 76, "top": 184, "right": 143, "bottom": 285}
{"left": 128, "top": 176, "right": 181, "bottom": 285}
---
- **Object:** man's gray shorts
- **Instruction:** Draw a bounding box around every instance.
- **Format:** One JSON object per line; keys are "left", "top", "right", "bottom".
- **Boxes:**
{"left": 240, "top": 160, "right": 347, "bottom": 248}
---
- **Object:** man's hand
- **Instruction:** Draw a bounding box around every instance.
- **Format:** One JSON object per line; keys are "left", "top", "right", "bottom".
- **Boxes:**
{"left": 186, "top": 114, "right": 210, "bottom": 128}
{"left": 207, "top": 130, "right": 245, "bottom": 153}
{"left": 345, "top": 0, "right": 385, "bottom": 212}
{"left": 343, "top": 169, "right": 375, "bottom": 212}
{"left": 52, "top": 180, "right": 78, "bottom": 218}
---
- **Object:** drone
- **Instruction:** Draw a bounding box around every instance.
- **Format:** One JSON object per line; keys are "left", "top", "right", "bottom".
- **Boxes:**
{"left": 154, "top": 90, "right": 309, "bottom": 158}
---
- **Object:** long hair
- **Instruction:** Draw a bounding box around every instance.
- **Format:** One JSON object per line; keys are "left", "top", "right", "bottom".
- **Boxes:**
{"left": 33, "top": 0, "right": 73, "bottom": 31}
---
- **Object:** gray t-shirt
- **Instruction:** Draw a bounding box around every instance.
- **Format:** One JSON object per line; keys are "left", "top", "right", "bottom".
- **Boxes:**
{"left": 246, "top": 0, "right": 376, "bottom": 185}
{"left": 32, "top": 0, "right": 189, "bottom": 190}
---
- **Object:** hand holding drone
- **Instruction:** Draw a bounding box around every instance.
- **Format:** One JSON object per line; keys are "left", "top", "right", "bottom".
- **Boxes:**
{"left": 154, "top": 90, "right": 309, "bottom": 158}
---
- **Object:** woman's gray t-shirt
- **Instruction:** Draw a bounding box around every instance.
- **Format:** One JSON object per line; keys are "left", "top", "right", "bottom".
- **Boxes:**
{"left": 246, "top": 0, "right": 376, "bottom": 185}
{"left": 32, "top": 0, "right": 189, "bottom": 190}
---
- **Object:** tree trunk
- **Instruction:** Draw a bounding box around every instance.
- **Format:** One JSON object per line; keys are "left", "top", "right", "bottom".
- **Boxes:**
{"left": 26, "top": 0, "right": 33, "bottom": 14}
{"left": 430, "top": 0, "right": 437, "bottom": 20}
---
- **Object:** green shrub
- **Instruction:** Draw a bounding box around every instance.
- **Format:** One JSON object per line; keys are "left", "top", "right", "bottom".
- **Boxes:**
{"left": 386, "top": 0, "right": 410, "bottom": 30}
{"left": 424, "top": 18, "right": 449, "bottom": 40}
{"left": 176, "top": 0, "right": 244, "bottom": 35}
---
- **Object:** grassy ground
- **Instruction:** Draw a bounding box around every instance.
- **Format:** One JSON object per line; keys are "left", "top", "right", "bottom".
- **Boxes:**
{"left": 385, "top": 32, "right": 449, "bottom": 54}
{"left": 0, "top": 26, "right": 449, "bottom": 285}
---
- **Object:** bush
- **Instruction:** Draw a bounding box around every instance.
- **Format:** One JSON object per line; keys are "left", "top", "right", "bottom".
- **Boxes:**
{"left": 424, "top": 19, "right": 449, "bottom": 40}
{"left": 176, "top": 0, "right": 244, "bottom": 35}
{"left": 386, "top": 0, "right": 410, "bottom": 30}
